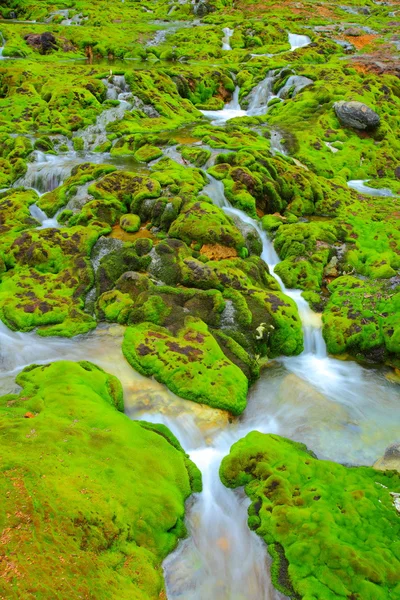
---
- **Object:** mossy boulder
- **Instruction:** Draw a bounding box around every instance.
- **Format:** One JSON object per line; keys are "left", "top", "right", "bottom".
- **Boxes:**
{"left": 120, "top": 213, "right": 141, "bottom": 233}
{"left": 123, "top": 317, "right": 248, "bottom": 414}
{"left": 220, "top": 432, "right": 400, "bottom": 600}
{"left": 322, "top": 276, "right": 400, "bottom": 363}
{"left": 0, "top": 360, "right": 200, "bottom": 599}
{"left": 169, "top": 199, "right": 245, "bottom": 251}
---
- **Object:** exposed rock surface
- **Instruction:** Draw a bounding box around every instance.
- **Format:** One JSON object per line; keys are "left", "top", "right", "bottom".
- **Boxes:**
{"left": 334, "top": 100, "right": 381, "bottom": 130}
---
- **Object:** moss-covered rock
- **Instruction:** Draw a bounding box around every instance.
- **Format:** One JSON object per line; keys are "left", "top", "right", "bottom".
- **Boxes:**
{"left": 123, "top": 317, "right": 248, "bottom": 414}
{"left": 220, "top": 432, "right": 400, "bottom": 600}
{"left": 120, "top": 213, "right": 141, "bottom": 233}
{"left": 0, "top": 360, "right": 200, "bottom": 599}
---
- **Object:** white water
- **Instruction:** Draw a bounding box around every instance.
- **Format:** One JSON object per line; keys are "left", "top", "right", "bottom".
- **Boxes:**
{"left": 0, "top": 32, "right": 5, "bottom": 59}
{"left": 288, "top": 32, "right": 311, "bottom": 51}
{"left": 204, "top": 174, "right": 325, "bottom": 356}
{"left": 15, "top": 152, "right": 77, "bottom": 194}
{"left": 29, "top": 203, "right": 60, "bottom": 229}
{"left": 201, "top": 86, "right": 247, "bottom": 125}
{"left": 347, "top": 179, "right": 395, "bottom": 197}
{"left": 4, "top": 61, "right": 400, "bottom": 600}
{"left": 74, "top": 76, "right": 132, "bottom": 150}
{"left": 222, "top": 27, "right": 234, "bottom": 50}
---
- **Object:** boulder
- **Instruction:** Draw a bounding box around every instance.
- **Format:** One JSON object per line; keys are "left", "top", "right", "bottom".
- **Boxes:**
{"left": 374, "top": 442, "right": 400, "bottom": 472}
{"left": 334, "top": 100, "right": 380, "bottom": 130}
{"left": 24, "top": 32, "right": 58, "bottom": 54}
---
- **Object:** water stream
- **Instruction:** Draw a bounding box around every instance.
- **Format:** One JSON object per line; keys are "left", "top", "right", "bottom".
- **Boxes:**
{"left": 3, "top": 68, "right": 400, "bottom": 599}
{"left": 222, "top": 27, "right": 234, "bottom": 50}
{"left": 288, "top": 32, "right": 311, "bottom": 51}
{"left": 0, "top": 32, "right": 5, "bottom": 59}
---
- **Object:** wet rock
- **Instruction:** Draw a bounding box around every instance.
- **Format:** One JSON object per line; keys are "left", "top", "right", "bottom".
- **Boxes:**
{"left": 24, "top": 32, "right": 58, "bottom": 54}
{"left": 132, "top": 96, "right": 160, "bottom": 118}
{"left": 278, "top": 75, "right": 314, "bottom": 99}
{"left": 334, "top": 101, "right": 380, "bottom": 130}
{"left": 193, "top": 0, "right": 213, "bottom": 16}
{"left": 374, "top": 442, "right": 400, "bottom": 472}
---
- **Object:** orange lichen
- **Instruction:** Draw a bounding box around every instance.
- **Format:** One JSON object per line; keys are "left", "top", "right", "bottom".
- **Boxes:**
{"left": 200, "top": 244, "right": 238, "bottom": 260}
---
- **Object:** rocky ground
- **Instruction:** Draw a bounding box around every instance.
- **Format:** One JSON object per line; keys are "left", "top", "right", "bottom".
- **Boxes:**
{"left": 0, "top": 0, "right": 400, "bottom": 598}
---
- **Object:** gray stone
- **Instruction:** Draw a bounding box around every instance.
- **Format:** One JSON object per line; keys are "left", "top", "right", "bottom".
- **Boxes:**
{"left": 334, "top": 100, "right": 380, "bottom": 130}
{"left": 373, "top": 442, "right": 400, "bottom": 472}
{"left": 278, "top": 75, "right": 314, "bottom": 99}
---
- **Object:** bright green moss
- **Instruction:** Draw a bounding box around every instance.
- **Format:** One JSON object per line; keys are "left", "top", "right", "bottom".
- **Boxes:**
{"left": 322, "top": 276, "right": 400, "bottom": 363}
{"left": 220, "top": 432, "right": 400, "bottom": 600}
{"left": 0, "top": 360, "right": 200, "bottom": 599}
{"left": 169, "top": 198, "right": 246, "bottom": 250}
{"left": 123, "top": 317, "right": 248, "bottom": 414}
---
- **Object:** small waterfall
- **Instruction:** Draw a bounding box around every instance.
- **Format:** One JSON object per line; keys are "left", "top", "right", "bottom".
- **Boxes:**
{"left": 74, "top": 76, "right": 132, "bottom": 151}
{"left": 270, "top": 129, "right": 287, "bottom": 156}
{"left": 222, "top": 27, "right": 234, "bottom": 50}
{"left": 29, "top": 204, "right": 60, "bottom": 229}
{"left": 288, "top": 32, "right": 311, "bottom": 51}
{"left": 246, "top": 72, "right": 280, "bottom": 116}
{"left": 15, "top": 152, "right": 76, "bottom": 194}
{"left": 203, "top": 175, "right": 327, "bottom": 357}
{"left": 200, "top": 86, "right": 247, "bottom": 125}
{"left": 0, "top": 32, "right": 5, "bottom": 59}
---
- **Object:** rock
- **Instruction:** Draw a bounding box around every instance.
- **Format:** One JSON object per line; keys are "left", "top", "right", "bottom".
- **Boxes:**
{"left": 278, "top": 75, "right": 314, "bottom": 99}
{"left": 193, "top": 0, "right": 212, "bottom": 16}
{"left": 123, "top": 318, "right": 248, "bottom": 414}
{"left": 221, "top": 432, "right": 400, "bottom": 600}
{"left": 334, "top": 100, "right": 380, "bottom": 130}
{"left": 374, "top": 442, "right": 400, "bottom": 472}
{"left": 395, "top": 166, "right": 400, "bottom": 179}
{"left": 132, "top": 96, "right": 160, "bottom": 118}
{"left": 343, "top": 27, "right": 363, "bottom": 37}
{"left": 120, "top": 214, "right": 141, "bottom": 233}
{"left": 24, "top": 32, "right": 58, "bottom": 54}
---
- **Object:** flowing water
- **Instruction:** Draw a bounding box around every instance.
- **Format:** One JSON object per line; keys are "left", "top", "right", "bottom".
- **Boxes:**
{"left": 222, "top": 27, "right": 234, "bottom": 50}
{"left": 288, "top": 32, "right": 311, "bottom": 51}
{"left": 0, "top": 32, "right": 5, "bottom": 59}
{"left": 347, "top": 179, "right": 395, "bottom": 197}
{"left": 3, "top": 69, "right": 400, "bottom": 599}
{"left": 29, "top": 203, "right": 61, "bottom": 228}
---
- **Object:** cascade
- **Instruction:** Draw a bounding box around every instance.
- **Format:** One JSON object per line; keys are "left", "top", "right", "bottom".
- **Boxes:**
{"left": 200, "top": 86, "right": 247, "bottom": 125}
{"left": 203, "top": 175, "right": 326, "bottom": 356}
{"left": 0, "top": 32, "right": 5, "bottom": 59}
{"left": 74, "top": 76, "right": 132, "bottom": 150}
{"left": 29, "top": 203, "right": 60, "bottom": 228}
{"left": 15, "top": 151, "right": 78, "bottom": 194}
{"left": 288, "top": 32, "right": 311, "bottom": 50}
{"left": 222, "top": 27, "right": 234, "bottom": 50}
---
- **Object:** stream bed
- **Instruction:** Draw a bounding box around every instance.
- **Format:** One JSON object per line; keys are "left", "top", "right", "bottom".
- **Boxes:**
{"left": 3, "top": 53, "right": 400, "bottom": 599}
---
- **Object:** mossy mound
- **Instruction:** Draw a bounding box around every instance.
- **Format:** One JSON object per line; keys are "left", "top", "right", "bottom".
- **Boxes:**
{"left": 322, "top": 276, "right": 400, "bottom": 364}
{"left": 169, "top": 198, "right": 245, "bottom": 251}
{"left": 0, "top": 224, "right": 107, "bottom": 337}
{"left": 0, "top": 360, "right": 200, "bottom": 599}
{"left": 220, "top": 432, "right": 400, "bottom": 600}
{"left": 123, "top": 317, "right": 248, "bottom": 414}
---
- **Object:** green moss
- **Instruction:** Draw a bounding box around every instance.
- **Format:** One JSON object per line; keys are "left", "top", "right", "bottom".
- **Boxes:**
{"left": 220, "top": 432, "right": 400, "bottom": 600}
{"left": 123, "top": 317, "right": 248, "bottom": 414}
{"left": 120, "top": 214, "right": 141, "bottom": 233}
{"left": 322, "top": 276, "right": 400, "bottom": 363}
{"left": 0, "top": 224, "right": 107, "bottom": 337}
{"left": 0, "top": 360, "right": 200, "bottom": 599}
{"left": 169, "top": 198, "right": 245, "bottom": 250}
